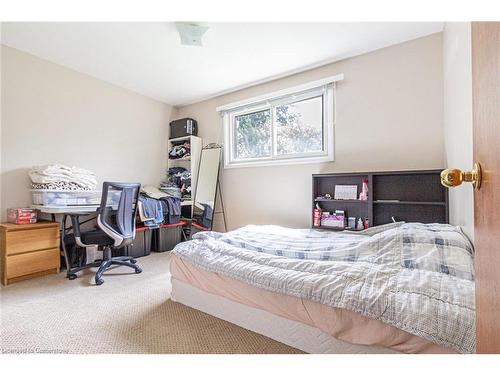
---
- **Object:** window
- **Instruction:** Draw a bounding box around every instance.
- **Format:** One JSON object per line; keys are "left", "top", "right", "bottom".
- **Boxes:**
{"left": 219, "top": 75, "right": 342, "bottom": 168}
{"left": 234, "top": 109, "right": 271, "bottom": 159}
{"left": 275, "top": 95, "right": 323, "bottom": 156}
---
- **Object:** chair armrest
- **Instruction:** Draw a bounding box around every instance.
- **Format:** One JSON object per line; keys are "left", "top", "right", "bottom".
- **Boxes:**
{"left": 70, "top": 215, "right": 82, "bottom": 238}
{"left": 69, "top": 214, "right": 96, "bottom": 247}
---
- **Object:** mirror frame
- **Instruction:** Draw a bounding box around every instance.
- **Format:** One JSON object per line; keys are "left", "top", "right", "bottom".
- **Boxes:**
{"left": 191, "top": 144, "right": 222, "bottom": 236}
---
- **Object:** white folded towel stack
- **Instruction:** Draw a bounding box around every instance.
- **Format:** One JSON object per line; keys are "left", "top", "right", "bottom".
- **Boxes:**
{"left": 29, "top": 164, "right": 98, "bottom": 190}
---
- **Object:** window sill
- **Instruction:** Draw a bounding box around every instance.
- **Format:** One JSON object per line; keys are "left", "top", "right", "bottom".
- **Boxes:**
{"left": 224, "top": 154, "right": 334, "bottom": 169}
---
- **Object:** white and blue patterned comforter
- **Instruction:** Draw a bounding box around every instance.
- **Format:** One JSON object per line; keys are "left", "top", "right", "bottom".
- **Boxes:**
{"left": 172, "top": 222, "right": 475, "bottom": 353}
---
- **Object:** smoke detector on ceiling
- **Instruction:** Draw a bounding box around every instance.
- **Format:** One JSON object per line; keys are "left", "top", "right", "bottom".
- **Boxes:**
{"left": 175, "top": 22, "right": 209, "bottom": 46}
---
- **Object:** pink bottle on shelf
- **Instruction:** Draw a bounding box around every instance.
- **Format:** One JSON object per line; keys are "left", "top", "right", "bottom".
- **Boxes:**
{"left": 359, "top": 179, "right": 369, "bottom": 201}
{"left": 313, "top": 203, "right": 322, "bottom": 227}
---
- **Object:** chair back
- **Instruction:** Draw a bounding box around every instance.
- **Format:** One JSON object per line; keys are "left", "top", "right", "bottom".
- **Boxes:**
{"left": 97, "top": 182, "right": 141, "bottom": 248}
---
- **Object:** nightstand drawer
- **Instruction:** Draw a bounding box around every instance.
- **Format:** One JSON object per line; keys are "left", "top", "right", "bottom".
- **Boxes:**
{"left": 6, "top": 247, "right": 60, "bottom": 279}
{"left": 5, "top": 227, "right": 59, "bottom": 255}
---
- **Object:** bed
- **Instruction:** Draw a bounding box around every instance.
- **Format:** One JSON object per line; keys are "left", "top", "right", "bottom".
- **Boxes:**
{"left": 169, "top": 222, "right": 475, "bottom": 354}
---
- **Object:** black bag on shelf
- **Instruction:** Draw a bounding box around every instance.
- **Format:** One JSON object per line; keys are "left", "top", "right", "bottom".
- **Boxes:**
{"left": 169, "top": 118, "right": 198, "bottom": 139}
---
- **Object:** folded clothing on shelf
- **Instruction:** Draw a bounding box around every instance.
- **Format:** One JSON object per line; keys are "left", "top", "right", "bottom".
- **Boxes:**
{"left": 179, "top": 170, "right": 191, "bottom": 198}
{"left": 158, "top": 186, "right": 182, "bottom": 199}
{"left": 141, "top": 185, "right": 169, "bottom": 199}
{"left": 160, "top": 167, "right": 191, "bottom": 199}
{"left": 167, "top": 167, "right": 187, "bottom": 186}
{"left": 169, "top": 142, "right": 191, "bottom": 160}
{"left": 29, "top": 164, "right": 97, "bottom": 190}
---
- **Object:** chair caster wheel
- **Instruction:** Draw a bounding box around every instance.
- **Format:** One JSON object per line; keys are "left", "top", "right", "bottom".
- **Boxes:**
{"left": 135, "top": 267, "right": 142, "bottom": 274}
{"left": 95, "top": 278, "right": 104, "bottom": 285}
{"left": 130, "top": 259, "right": 137, "bottom": 264}
{"left": 68, "top": 274, "right": 77, "bottom": 280}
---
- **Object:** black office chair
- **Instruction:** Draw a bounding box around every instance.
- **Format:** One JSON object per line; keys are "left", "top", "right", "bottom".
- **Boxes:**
{"left": 71, "top": 182, "right": 142, "bottom": 285}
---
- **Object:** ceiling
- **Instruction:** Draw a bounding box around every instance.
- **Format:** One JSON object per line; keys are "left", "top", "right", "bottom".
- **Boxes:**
{"left": 1, "top": 22, "right": 443, "bottom": 106}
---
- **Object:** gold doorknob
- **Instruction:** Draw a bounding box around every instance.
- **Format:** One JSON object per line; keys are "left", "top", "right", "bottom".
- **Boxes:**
{"left": 440, "top": 163, "right": 482, "bottom": 190}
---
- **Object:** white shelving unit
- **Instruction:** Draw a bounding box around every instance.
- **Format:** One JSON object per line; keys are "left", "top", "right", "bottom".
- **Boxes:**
{"left": 167, "top": 135, "right": 202, "bottom": 213}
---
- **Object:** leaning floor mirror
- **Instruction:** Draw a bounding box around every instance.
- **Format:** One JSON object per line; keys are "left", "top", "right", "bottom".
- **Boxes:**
{"left": 191, "top": 144, "right": 223, "bottom": 236}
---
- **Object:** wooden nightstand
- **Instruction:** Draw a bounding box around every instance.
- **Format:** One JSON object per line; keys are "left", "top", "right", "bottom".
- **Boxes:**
{"left": 0, "top": 221, "right": 60, "bottom": 285}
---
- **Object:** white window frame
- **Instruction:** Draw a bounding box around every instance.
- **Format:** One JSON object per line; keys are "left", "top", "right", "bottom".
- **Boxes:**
{"left": 218, "top": 74, "right": 343, "bottom": 169}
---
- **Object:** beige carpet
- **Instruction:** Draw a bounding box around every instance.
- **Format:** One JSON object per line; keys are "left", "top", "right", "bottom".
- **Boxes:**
{"left": 0, "top": 252, "right": 302, "bottom": 354}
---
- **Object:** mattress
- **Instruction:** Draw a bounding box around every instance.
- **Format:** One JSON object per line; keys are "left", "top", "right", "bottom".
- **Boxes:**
{"left": 170, "top": 254, "right": 455, "bottom": 354}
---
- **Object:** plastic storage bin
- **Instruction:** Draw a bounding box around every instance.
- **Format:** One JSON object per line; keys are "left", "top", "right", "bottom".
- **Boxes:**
{"left": 124, "top": 226, "right": 152, "bottom": 258}
{"left": 191, "top": 222, "right": 212, "bottom": 236}
{"left": 30, "top": 189, "right": 121, "bottom": 207}
{"left": 152, "top": 221, "right": 185, "bottom": 252}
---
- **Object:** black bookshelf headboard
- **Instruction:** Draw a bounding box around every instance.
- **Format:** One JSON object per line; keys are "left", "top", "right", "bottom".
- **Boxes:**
{"left": 312, "top": 170, "right": 448, "bottom": 230}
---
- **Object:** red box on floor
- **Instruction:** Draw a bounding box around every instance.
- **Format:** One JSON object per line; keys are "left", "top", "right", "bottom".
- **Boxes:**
{"left": 7, "top": 208, "right": 38, "bottom": 224}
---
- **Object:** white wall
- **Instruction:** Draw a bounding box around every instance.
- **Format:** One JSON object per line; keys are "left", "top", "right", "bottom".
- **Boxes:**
{"left": 443, "top": 23, "right": 474, "bottom": 241}
{"left": 0, "top": 45, "right": 173, "bottom": 220}
{"left": 175, "top": 34, "right": 445, "bottom": 231}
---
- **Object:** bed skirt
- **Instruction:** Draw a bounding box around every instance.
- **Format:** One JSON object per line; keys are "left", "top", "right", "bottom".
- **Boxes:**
{"left": 170, "top": 277, "right": 397, "bottom": 354}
